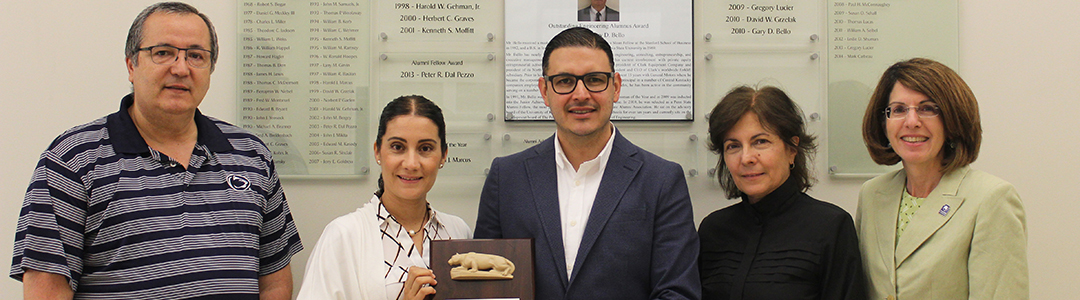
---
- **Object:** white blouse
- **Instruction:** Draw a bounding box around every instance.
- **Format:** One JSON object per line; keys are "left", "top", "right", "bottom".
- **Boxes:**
{"left": 378, "top": 199, "right": 470, "bottom": 299}
{"left": 296, "top": 195, "right": 471, "bottom": 300}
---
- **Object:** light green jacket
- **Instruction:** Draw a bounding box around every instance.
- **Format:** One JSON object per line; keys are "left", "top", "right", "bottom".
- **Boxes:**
{"left": 856, "top": 166, "right": 1028, "bottom": 300}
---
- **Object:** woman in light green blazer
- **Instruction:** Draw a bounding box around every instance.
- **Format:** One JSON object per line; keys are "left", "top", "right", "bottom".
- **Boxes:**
{"left": 857, "top": 58, "right": 1028, "bottom": 300}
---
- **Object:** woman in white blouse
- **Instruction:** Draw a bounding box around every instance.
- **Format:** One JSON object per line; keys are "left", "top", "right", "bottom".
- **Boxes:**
{"left": 298, "top": 95, "right": 472, "bottom": 300}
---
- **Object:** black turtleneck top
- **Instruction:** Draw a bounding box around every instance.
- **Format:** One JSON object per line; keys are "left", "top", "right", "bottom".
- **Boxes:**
{"left": 698, "top": 176, "right": 866, "bottom": 300}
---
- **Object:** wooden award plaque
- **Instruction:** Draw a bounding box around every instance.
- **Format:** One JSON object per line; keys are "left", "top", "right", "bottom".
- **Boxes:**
{"left": 430, "top": 239, "right": 534, "bottom": 300}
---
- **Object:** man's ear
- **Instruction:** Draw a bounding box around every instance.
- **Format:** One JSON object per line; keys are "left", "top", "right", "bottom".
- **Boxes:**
{"left": 538, "top": 77, "right": 551, "bottom": 107}
{"left": 611, "top": 72, "right": 622, "bottom": 103}
{"left": 127, "top": 57, "right": 136, "bottom": 84}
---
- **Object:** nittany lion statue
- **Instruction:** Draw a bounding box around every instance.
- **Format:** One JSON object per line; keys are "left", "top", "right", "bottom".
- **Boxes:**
{"left": 447, "top": 252, "right": 515, "bottom": 280}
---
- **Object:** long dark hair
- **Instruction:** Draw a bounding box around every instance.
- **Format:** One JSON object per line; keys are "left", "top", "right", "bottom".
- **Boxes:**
{"left": 374, "top": 95, "right": 447, "bottom": 198}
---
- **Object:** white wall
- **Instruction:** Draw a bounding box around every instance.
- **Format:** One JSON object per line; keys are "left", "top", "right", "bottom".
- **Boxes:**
{"left": 1, "top": 1, "right": 1077, "bottom": 298}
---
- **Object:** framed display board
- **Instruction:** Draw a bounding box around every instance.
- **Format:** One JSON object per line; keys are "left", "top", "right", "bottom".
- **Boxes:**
{"left": 826, "top": 0, "right": 958, "bottom": 176}
{"left": 503, "top": 0, "right": 694, "bottom": 121}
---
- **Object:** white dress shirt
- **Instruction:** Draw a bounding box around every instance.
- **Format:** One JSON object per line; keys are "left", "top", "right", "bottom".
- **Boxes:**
{"left": 553, "top": 125, "right": 616, "bottom": 279}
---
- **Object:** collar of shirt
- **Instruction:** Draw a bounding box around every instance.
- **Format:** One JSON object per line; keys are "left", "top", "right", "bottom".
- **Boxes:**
{"left": 375, "top": 195, "right": 443, "bottom": 242}
{"left": 553, "top": 124, "right": 616, "bottom": 177}
{"left": 107, "top": 93, "right": 233, "bottom": 155}
{"left": 740, "top": 174, "right": 801, "bottom": 222}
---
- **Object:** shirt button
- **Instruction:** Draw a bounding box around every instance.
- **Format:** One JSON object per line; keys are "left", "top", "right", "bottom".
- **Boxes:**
{"left": 574, "top": 180, "right": 581, "bottom": 186}
{"left": 570, "top": 221, "right": 577, "bottom": 227}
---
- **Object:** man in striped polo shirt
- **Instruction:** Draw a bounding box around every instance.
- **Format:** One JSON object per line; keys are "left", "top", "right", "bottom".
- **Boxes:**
{"left": 10, "top": 2, "right": 303, "bottom": 299}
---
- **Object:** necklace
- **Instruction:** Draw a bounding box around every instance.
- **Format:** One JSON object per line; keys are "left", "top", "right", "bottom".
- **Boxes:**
{"left": 405, "top": 208, "right": 431, "bottom": 237}
{"left": 379, "top": 198, "right": 431, "bottom": 237}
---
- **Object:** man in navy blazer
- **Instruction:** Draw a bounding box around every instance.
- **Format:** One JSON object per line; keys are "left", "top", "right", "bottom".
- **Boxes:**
{"left": 474, "top": 27, "right": 700, "bottom": 300}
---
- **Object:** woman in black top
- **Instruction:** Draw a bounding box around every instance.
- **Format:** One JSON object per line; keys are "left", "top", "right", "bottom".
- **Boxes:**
{"left": 700, "top": 86, "right": 865, "bottom": 300}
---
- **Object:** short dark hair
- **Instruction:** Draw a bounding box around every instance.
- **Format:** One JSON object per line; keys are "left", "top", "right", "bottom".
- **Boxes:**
{"left": 861, "top": 58, "right": 981, "bottom": 174}
{"left": 541, "top": 27, "right": 614, "bottom": 75}
{"left": 374, "top": 95, "right": 447, "bottom": 198}
{"left": 125, "top": 2, "right": 219, "bottom": 71}
{"left": 707, "top": 86, "right": 817, "bottom": 199}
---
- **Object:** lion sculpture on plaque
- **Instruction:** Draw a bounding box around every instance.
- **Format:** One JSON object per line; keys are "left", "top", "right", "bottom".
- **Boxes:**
{"left": 447, "top": 252, "right": 516, "bottom": 280}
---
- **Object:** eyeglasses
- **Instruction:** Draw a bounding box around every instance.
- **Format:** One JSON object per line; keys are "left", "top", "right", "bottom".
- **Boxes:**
{"left": 884, "top": 103, "right": 941, "bottom": 119}
{"left": 545, "top": 72, "right": 612, "bottom": 94}
{"left": 137, "top": 45, "right": 213, "bottom": 69}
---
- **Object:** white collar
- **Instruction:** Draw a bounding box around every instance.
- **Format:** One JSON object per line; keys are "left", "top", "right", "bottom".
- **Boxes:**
{"left": 554, "top": 124, "right": 617, "bottom": 174}
{"left": 373, "top": 195, "right": 441, "bottom": 230}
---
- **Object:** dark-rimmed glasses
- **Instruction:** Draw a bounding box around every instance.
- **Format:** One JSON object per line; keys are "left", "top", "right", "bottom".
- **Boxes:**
{"left": 545, "top": 72, "right": 613, "bottom": 94}
{"left": 884, "top": 103, "right": 941, "bottom": 119}
{"left": 137, "top": 45, "right": 213, "bottom": 69}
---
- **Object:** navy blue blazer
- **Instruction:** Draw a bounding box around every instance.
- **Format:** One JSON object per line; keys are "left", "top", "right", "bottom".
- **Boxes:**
{"left": 475, "top": 131, "right": 701, "bottom": 300}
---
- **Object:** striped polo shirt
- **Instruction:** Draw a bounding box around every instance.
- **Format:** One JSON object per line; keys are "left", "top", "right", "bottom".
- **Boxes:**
{"left": 10, "top": 94, "right": 303, "bottom": 299}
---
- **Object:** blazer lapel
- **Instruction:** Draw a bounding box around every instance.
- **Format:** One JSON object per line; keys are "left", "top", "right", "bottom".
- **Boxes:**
{"left": 871, "top": 170, "right": 905, "bottom": 276}
{"left": 524, "top": 137, "right": 570, "bottom": 286}
{"left": 571, "top": 132, "right": 642, "bottom": 282}
{"left": 895, "top": 167, "right": 970, "bottom": 266}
